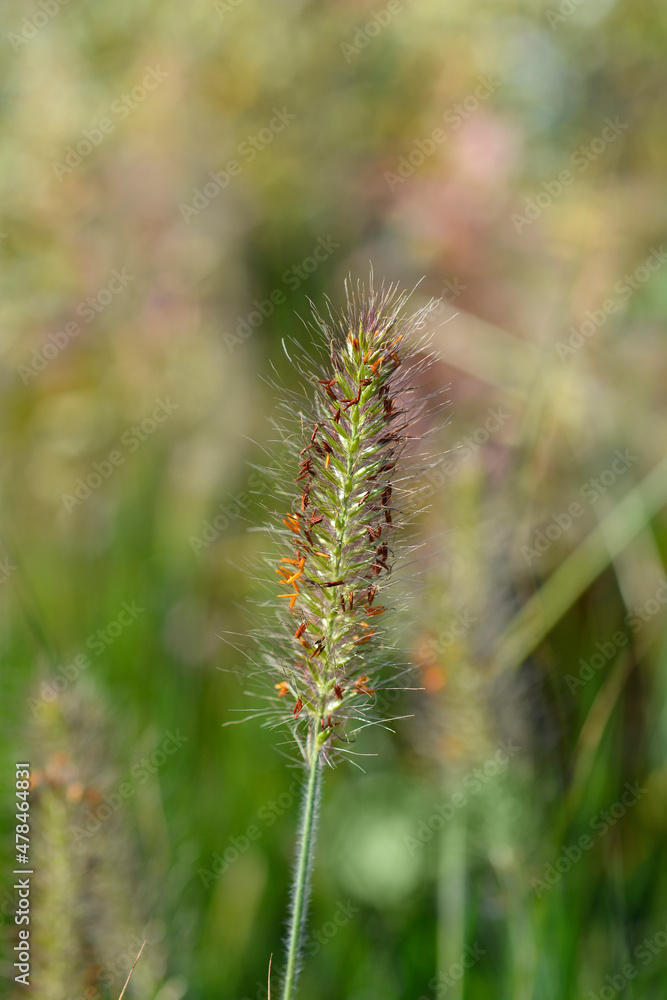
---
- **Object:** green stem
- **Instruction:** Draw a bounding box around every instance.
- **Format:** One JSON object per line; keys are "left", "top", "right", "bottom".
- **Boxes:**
{"left": 282, "top": 742, "right": 322, "bottom": 1000}
{"left": 322, "top": 365, "right": 366, "bottom": 694}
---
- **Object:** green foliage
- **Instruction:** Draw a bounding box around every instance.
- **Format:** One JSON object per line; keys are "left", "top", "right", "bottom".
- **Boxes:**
{"left": 1, "top": 1, "right": 666, "bottom": 998}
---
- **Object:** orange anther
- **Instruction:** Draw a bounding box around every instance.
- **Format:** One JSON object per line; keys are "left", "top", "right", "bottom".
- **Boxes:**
{"left": 353, "top": 631, "right": 375, "bottom": 645}
{"left": 353, "top": 675, "right": 375, "bottom": 695}
{"left": 284, "top": 556, "right": 306, "bottom": 585}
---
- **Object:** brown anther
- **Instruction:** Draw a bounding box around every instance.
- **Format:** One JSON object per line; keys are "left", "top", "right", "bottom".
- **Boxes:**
{"left": 296, "top": 458, "right": 314, "bottom": 482}
{"left": 348, "top": 591, "right": 354, "bottom": 611}
{"left": 358, "top": 491, "right": 370, "bottom": 506}
{"left": 333, "top": 408, "right": 341, "bottom": 424}
{"left": 300, "top": 423, "right": 320, "bottom": 455}
{"left": 323, "top": 579, "right": 345, "bottom": 588}
{"left": 340, "top": 594, "right": 345, "bottom": 612}
{"left": 334, "top": 683, "right": 344, "bottom": 699}
{"left": 365, "top": 605, "right": 385, "bottom": 616}
{"left": 381, "top": 486, "right": 392, "bottom": 507}
{"left": 293, "top": 698, "right": 303, "bottom": 717}
{"left": 317, "top": 375, "right": 338, "bottom": 398}
{"left": 308, "top": 514, "right": 323, "bottom": 526}
{"left": 367, "top": 586, "right": 377, "bottom": 604}
{"left": 294, "top": 621, "right": 308, "bottom": 639}
{"left": 342, "top": 387, "right": 361, "bottom": 410}
{"left": 301, "top": 489, "right": 310, "bottom": 512}
{"left": 384, "top": 508, "right": 392, "bottom": 525}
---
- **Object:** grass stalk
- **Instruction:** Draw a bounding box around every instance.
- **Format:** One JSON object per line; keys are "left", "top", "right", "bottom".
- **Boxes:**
{"left": 282, "top": 739, "right": 322, "bottom": 1000}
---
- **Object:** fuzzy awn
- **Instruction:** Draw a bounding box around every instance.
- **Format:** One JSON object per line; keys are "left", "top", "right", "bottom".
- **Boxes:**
{"left": 251, "top": 278, "right": 438, "bottom": 999}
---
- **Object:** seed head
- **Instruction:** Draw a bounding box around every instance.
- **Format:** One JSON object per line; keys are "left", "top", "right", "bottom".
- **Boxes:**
{"left": 250, "top": 277, "right": 440, "bottom": 763}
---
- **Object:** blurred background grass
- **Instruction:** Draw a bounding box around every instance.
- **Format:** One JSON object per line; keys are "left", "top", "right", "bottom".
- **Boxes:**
{"left": 1, "top": 0, "right": 667, "bottom": 998}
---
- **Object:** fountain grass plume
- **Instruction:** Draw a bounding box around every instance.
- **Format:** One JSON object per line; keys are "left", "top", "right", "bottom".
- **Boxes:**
{"left": 245, "top": 275, "right": 441, "bottom": 999}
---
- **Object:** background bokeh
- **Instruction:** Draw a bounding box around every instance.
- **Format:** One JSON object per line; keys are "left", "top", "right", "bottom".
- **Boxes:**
{"left": 2, "top": 0, "right": 667, "bottom": 998}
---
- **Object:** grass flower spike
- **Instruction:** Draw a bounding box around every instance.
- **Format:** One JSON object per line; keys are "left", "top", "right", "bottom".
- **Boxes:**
{"left": 266, "top": 279, "right": 437, "bottom": 763}
{"left": 252, "top": 277, "right": 438, "bottom": 999}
